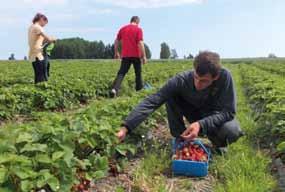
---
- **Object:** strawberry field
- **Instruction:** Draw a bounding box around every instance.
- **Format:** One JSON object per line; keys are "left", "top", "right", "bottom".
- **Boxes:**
{"left": 0, "top": 59, "right": 283, "bottom": 191}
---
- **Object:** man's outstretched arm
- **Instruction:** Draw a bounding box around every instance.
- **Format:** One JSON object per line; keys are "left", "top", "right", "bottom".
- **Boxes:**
{"left": 114, "top": 39, "right": 120, "bottom": 59}
{"left": 117, "top": 76, "right": 182, "bottom": 141}
{"left": 139, "top": 41, "right": 147, "bottom": 64}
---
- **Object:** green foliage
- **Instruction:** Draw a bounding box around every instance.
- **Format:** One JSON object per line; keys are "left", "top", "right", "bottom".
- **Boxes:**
{"left": 133, "top": 145, "right": 171, "bottom": 192}
{"left": 51, "top": 38, "right": 113, "bottom": 59}
{"left": 170, "top": 49, "right": 178, "bottom": 59}
{"left": 0, "top": 96, "right": 146, "bottom": 191}
{"left": 1, "top": 59, "right": 278, "bottom": 191}
{"left": 160, "top": 42, "right": 171, "bottom": 59}
{"left": 51, "top": 38, "right": 152, "bottom": 60}
{"left": 277, "top": 142, "right": 285, "bottom": 152}
{"left": 144, "top": 43, "right": 152, "bottom": 59}
{"left": 213, "top": 64, "right": 276, "bottom": 192}
{"left": 0, "top": 60, "right": 192, "bottom": 191}
{"left": 0, "top": 60, "right": 187, "bottom": 120}
{"left": 252, "top": 59, "right": 285, "bottom": 76}
{"left": 239, "top": 64, "right": 285, "bottom": 155}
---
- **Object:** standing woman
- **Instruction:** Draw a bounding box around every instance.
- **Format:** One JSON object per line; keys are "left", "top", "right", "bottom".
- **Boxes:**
{"left": 28, "top": 13, "right": 56, "bottom": 84}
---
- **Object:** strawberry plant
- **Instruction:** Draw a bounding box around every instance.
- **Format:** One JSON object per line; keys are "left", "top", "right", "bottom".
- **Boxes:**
{"left": 0, "top": 88, "right": 168, "bottom": 191}
{"left": 0, "top": 60, "right": 187, "bottom": 121}
{"left": 240, "top": 64, "right": 285, "bottom": 162}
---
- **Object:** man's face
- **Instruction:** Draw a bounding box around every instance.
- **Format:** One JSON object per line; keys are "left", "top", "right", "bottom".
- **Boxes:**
{"left": 194, "top": 71, "right": 219, "bottom": 91}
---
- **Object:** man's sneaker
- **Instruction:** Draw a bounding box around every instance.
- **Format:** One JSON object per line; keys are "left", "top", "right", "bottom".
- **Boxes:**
{"left": 110, "top": 89, "right": 117, "bottom": 98}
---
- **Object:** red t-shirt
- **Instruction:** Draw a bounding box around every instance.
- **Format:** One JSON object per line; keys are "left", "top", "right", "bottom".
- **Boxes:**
{"left": 117, "top": 24, "right": 143, "bottom": 58}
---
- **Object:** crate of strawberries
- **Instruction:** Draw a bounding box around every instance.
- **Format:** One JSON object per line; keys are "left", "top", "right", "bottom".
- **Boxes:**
{"left": 172, "top": 139, "right": 210, "bottom": 177}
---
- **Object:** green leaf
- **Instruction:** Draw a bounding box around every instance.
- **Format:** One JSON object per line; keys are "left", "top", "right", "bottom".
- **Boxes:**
{"left": 16, "top": 133, "right": 33, "bottom": 144}
{"left": 0, "top": 142, "right": 17, "bottom": 153}
{"left": 277, "top": 142, "right": 285, "bottom": 152}
{"left": 93, "top": 170, "right": 106, "bottom": 179}
{"left": 12, "top": 166, "right": 37, "bottom": 179}
{"left": 115, "top": 145, "right": 136, "bottom": 156}
{"left": 0, "top": 154, "right": 31, "bottom": 165}
{"left": 0, "top": 167, "right": 7, "bottom": 183}
{"left": 0, "top": 154, "right": 15, "bottom": 164}
{"left": 60, "top": 145, "right": 74, "bottom": 167}
{"left": 21, "top": 180, "right": 34, "bottom": 192}
{"left": 35, "top": 154, "right": 52, "bottom": 164}
{"left": 38, "top": 170, "right": 60, "bottom": 191}
{"left": 86, "top": 135, "right": 98, "bottom": 148}
{"left": 115, "top": 146, "right": 127, "bottom": 156}
{"left": 52, "top": 151, "right": 65, "bottom": 161}
{"left": 20, "top": 143, "right": 48, "bottom": 153}
{"left": 36, "top": 176, "right": 47, "bottom": 189}
{"left": 47, "top": 175, "right": 60, "bottom": 191}
{"left": 75, "top": 159, "right": 91, "bottom": 170}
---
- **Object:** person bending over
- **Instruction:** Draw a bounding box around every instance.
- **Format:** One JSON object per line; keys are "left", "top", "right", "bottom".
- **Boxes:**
{"left": 117, "top": 51, "right": 244, "bottom": 151}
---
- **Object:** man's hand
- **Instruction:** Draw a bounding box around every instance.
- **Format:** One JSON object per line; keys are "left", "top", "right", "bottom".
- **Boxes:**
{"left": 117, "top": 127, "right": 128, "bottom": 142}
{"left": 49, "top": 36, "right": 57, "bottom": 43}
{"left": 181, "top": 122, "right": 201, "bottom": 141}
{"left": 142, "top": 56, "right": 147, "bottom": 65}
{"left": 115, "top": 52, "right": 121, "bottom": 59}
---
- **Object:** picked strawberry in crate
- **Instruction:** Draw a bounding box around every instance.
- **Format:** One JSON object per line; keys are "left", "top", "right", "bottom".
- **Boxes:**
{"left": 172, "top": 139, "right": 210, "bottom": 177}
{"left": 174, "top": 143, "right": 208, "bottom": 162}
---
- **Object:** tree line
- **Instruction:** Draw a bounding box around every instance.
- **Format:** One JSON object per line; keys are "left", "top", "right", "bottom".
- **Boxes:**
{"left": 50, "top": 38, "right": 152, "bottom": 59}
{"left": 50, "top": 38, "right": 193, "bottom": 60}
{"left": 10, "top": 38, "right": 197, "bottom": 60}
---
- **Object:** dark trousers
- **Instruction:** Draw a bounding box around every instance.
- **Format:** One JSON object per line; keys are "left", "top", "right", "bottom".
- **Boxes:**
{"left": 112, "top": 57, "right": 143, "bottom": 92}
{"left": 166, "top": 97, "right": 243, "bottom": 147}
{"left": 32, "top": 58, "right": 47, "bottom": 84}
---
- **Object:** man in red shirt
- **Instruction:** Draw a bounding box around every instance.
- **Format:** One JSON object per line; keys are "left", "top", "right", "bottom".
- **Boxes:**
{"left": 111, "top": 16, "right": 147, "bottom": 97}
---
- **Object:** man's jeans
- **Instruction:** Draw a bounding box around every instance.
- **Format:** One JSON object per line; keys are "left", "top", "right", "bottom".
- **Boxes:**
{"left": 166, "top": 96, "right": 244, "bottom": 147}
{"left": 112, "top": 57, "right": 143, "bottom": 92}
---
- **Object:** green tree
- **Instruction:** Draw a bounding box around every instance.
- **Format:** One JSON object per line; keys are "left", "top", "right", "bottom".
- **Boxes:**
{"left": 268, "top": 53, "right": 277, "bottom": 59}
{"left": 51, "top": 38, "right": 153, "bottom": 59}
{"left": 8, "top": 53, "right": 15, "bottom": 60}
{"left": 170, "top": 49, "right": 178, "bottom": 59}
{"left": 104, "top": 44, "right": 115, "bottom": 59}
{"left": 187, "top": 53, "right": 194, "bottom": 59}
{"left": 144, "top": 44, "right": 152, "bottom": 59}
{"left": 51, "top": 38, "right": 114, "bottom": 59}
{"left": 160, "top": 42, "right": 171, "bottom": 59}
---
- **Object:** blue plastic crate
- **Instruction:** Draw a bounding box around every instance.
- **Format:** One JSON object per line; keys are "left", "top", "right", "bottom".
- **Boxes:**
{"left": 172, "top": 139, "right": 210, "bottom": 177}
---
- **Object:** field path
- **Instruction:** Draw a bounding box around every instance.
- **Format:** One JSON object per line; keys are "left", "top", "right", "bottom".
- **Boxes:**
{"left": 94, "top": 124, "right": 215, "bottom": 192}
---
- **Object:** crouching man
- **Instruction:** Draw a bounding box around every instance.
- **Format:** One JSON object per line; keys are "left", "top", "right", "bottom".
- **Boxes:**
{"left": 117, "top": 51, "right": 244, "bottom": 151}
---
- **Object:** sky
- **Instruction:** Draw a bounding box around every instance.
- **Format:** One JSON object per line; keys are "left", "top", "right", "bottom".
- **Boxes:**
{"left": 0, "top": 0, "right": 284, "bottom": 59}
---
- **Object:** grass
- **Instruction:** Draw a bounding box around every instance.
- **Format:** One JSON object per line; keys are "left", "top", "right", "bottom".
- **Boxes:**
{"left": 132, "top": 143, "right": 171, "bottom": 192}
{"left": 213, "top": 64, "right": 276, "bottom": 192}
